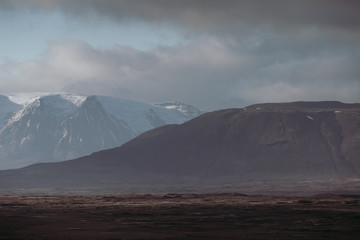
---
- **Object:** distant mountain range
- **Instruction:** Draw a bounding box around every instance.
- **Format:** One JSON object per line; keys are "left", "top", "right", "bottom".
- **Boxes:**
{"left": 0, "top": 93, "right": 202, "bottom": 169}
{"left": 0, "top": 101, "right": 359, "bottom": 194}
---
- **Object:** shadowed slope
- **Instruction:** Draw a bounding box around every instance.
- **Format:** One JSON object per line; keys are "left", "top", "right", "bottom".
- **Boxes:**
{"left": 0, "top": 101, "right": 359, "bottom": 191}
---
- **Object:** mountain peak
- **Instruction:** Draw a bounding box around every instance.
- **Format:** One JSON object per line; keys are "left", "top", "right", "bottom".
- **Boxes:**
{"left": 154, "top": 102, "right": 204, "bottom": 118}
{"left": 1, "top": 100, "right": 359, "bottom": 193}
{"left": 0, "top": 93, "right": 199, "bottom": 170}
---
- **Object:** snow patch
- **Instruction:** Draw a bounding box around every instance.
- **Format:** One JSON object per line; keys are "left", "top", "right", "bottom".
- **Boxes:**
{"left": 6, "top": 92, "right": 62, "bottom": 105}
{"left": 154, "top": 102, "right": 203, "bottom": 119}
{"left": 61, "top": 94, "right": 88, "bottom": 107}
{"left": 20, "top": 136, "right": 30, "bottom": 145}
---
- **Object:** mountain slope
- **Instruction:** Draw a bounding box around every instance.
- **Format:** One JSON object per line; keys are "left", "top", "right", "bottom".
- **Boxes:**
{"left": 0, "top": 101, "right": 359, "bottom": 192}
{"left": 99, "top": 102, "right": 360, "bottom": 179}
{"left": 0, "top": 95, "right": 21, "bottom": 127}
{"left": 0, "top": 93, "right": 201, "bottom": 169}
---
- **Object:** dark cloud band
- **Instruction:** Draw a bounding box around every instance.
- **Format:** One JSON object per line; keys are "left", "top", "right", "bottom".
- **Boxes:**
{"left": 2, "top": 0, "right": 360, "bottom": 32}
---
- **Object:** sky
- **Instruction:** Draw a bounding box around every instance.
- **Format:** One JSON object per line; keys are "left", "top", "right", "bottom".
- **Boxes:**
{"left": 0, "top": 0, "right": 359, "bottom": 110}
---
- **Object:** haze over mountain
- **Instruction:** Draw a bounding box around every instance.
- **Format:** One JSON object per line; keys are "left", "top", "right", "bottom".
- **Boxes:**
{"left": 0, "top": 101, "right": 359, "bottom": 193}
{"left": 0, "top": 93, "right": 201, "bottom": 170}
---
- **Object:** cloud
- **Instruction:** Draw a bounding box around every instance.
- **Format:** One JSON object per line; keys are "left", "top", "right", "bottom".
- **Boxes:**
{"left": 3, "top": 0, "right": 360, "bottom": 33}
{"left": 1, "top": 39, "right": 359, "bottom": 110}
{"left": 1, "top": 1, "right": 359, "bottom": 109}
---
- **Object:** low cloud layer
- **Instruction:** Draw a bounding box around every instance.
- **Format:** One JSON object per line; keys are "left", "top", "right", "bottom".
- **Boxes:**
{"left": 1, "top": 39, "right": 358, "bottom": 110}
{"left": 1, "top": 0, "right": 359, "bottom": 110}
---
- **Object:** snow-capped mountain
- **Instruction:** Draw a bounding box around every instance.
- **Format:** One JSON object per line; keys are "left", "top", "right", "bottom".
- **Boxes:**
{"left": 0, "top": 95, "right": 22, "bottom": 128}
{"left": 0, "top": 93, "right": 202, "bottom": 170}
{"left": 1, "top": 101, "right": 359, "bottom": 193}
{"left": 154, "top": 102, "right": 205, "bottom": 119}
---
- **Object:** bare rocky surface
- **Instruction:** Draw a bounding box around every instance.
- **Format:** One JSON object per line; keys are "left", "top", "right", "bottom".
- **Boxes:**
{"left": 1, "top": 193, "right": 360, "bottom": 240}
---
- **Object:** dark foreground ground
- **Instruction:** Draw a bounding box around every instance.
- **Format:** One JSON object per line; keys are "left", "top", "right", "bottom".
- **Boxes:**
{"left": 1, "top": 193, "right": 360, "bottom": 240}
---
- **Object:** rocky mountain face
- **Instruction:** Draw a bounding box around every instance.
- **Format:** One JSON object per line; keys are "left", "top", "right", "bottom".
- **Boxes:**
{"left": 0, "top": 94, "right": 201, "bottom": 169}
{"left": 0, "top": 101, "right": 359, "bottom": 192}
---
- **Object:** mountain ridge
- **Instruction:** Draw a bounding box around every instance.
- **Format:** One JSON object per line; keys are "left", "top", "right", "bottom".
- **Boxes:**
{"left": 0, "top": 93, "right": 202, "bottom": 169}
{"left": 247, "top": 101, "right": 360, "bottom": 111}
{"left": 0, "top": 101, "right": 359, "bottom": 193}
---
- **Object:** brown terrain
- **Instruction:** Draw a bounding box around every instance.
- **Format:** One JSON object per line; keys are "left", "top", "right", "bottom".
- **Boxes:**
{"left": 1, "top": 193, "right": 360, "bottom": 240}
{"left": 0, "top": 102, "right": 359, "bottom": 239}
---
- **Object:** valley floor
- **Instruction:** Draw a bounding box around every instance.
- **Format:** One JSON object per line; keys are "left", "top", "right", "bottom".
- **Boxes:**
{"left": 0, "top": 193, "right": 360, "bottom": 240}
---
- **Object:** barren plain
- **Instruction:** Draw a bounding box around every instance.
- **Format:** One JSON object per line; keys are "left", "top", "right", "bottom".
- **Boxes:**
{"left": 1, "top": 193, "right": 360, "bottom": 239}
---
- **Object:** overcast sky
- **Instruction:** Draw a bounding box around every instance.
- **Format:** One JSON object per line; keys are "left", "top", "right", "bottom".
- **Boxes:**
{"left": 0, "top": 0, "right": 359, "bottom": 110}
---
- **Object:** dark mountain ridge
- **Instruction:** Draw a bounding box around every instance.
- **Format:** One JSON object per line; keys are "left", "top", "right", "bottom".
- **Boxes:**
{"left": 249, "top": 101, "right": 360, "bottom": 110}
{"left": 0, "top": 101, "right": 359, "bottom": 193}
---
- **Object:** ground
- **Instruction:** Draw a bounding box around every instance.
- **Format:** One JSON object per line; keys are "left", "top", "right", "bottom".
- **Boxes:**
{"left": 1, "top": 193, "right": 360, "bottom": 239}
